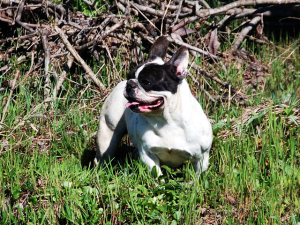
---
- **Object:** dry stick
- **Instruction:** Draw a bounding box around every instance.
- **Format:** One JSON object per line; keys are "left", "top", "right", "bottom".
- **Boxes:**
{"left": 150, "top": 0, "right": 192, "bottom": 12}
{"left": 196, "top": 0, "right": 300, "bottom": 18}
{"left": 0, "top": 33, "right": 37, "bottom": 44}
{"left": 120, "top": 0, "right": 191, "bottom": 18}
{"left": 55, "top": 26, "right": 106, "bottom": 91}
{"left": 75, "top": 19, "right": 124, "bottom": 51}
{"left": 172, "top": 16, "right": 198, "bottom": 33}
{"left": 15, "top": 0, "right": 35, "bottom": 33}
{"left": 161, "top": 0, "right": 172, "bottom": 35}
{"left": 116, "top": 1, "right": 126, "bottom": 13}
{"left": 16, "top": 51, "right": 35, "bottom": 89}
{"left": 234, "top": 7, "right": 300, "bottom": 18}
{"left": 166, "top": 36, "right": 220, "bottom": 60}
{"left": 46, "top": 1, "right": 66, "bottom": 21}
{"left": 190, "top": 64, "right": 249, "bottom": 100}
{"left": 232, "top": 16, "right": 261, "bottom": 52}
{"left": 128, "top": 2, "right": 161, "bottom": 35}
{"left": 53, "top": 54, "right": 74, "bottom": 100}
{"left": 197, "top": 0, "right": 211, "bottom": 9}
{"left": 81, "top": 0, "right": 97, "bottom": 7}
{"left": 0, "top": 70, "right": 20, "bottom": 128}
{"left": 0, "top": 16, "right": 13, "bottom": 24}
{"left": 217, "top": 15, "right": 230, "bottom": 28}
{"left": 140, "top": 33, "right": 219, "bottom": 60}
{"left": 188, "top": 72, "right": 216, "bottom": 103}
{"left": 171, "top": 0, "right": 183, "bottom": 27}
{"left": 41, "top": 29, "right": 51, "bottom": 100}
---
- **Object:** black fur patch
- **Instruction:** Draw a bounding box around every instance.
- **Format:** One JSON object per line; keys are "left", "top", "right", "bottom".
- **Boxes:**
{"left": 137, "top": 64, "right": 181, "bottom": 94}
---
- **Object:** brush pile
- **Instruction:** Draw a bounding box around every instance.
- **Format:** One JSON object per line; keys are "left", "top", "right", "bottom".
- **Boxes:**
{"left": 1, "top": 0, "right": 300, "bottom": 103}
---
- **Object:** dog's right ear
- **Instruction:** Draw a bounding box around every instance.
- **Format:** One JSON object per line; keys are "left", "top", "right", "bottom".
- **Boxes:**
{"left": 146, "top": 36, "right": 169, "bottom": 62}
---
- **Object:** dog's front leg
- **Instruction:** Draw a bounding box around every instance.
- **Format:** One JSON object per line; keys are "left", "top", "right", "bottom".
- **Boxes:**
{"left": 139, "top": 150, "right": 162, "bottom": 177}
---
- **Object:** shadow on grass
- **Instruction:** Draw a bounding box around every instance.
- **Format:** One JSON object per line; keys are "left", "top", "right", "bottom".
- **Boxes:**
{"left": 80, "top": 136, "right": 198, "bottom": 182}
{"left": 80, "top": 136, "right": 136, "bottom": 170}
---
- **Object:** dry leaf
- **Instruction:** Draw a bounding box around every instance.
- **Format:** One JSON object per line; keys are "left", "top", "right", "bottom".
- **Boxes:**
{"left": 208, "top": 28, "right": 220, "bottom": 55}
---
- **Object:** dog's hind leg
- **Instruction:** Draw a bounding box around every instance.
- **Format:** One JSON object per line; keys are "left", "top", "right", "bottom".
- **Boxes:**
{"left": 94, "top": 114, "right": 127, "bottom": 165}
{"left": 94, "top": 81, "right": 128, "bottom": 165}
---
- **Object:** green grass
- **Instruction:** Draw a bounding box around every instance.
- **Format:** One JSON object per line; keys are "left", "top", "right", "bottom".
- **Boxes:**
{"left": 1, "top": 32, "right": 300, "bottom": 224}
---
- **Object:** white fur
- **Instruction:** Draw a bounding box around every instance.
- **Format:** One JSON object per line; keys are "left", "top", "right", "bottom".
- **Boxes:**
{"left": 95, "top": 53, "right": 213, "bottom": 177}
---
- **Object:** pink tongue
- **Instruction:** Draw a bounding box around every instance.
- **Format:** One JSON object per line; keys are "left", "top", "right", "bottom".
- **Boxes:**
{"left": 125, "top": 102, "right": 140, "bottom": 108}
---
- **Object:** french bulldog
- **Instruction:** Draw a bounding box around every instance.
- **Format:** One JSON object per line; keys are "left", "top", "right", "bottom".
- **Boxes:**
{"left": 94, "top": 36, "right": 213, "bottom": 177}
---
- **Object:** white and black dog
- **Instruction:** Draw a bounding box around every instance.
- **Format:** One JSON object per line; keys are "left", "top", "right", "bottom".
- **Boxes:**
{"left": 94, "top": 36, "right": 213, "bottom": 177}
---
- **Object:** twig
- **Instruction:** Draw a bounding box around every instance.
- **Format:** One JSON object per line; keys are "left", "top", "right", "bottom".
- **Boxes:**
{"left": 232, "top": 16, "right": 261, "bottom": 52}
{"left": 171, "top": 0, "right": 183, "bottom": 27}
{"left": 55, "top": 26, "right": 106, "bottom": 91}
{"left": 75, "top": 19, "right": 124, "bottom": 51}
{"left": 53, "top": 54, "right": 74, "bottom": 100}
{"left": 0, "top": 33, "right": 37, "bottom": 44}
{"left": 198, "top": 0, "right": 211, "bottom": 9}
{"left": 196, "top": 0, "right": 300, "bottom": 18}
{"left": 188, "top": 72, "right": 216, "bottom": 103}
{"left": 189, "top": 64, "right": 249, "bottom": 100}
{"left": 16, "top": 51, "right": 35, "bottom": 89}
{"left": 82, "top": 0, "right": 97, "bottom": 7}
{"left": 172, "top": 16, "right": 199, "bottom": 33}
{"left": 41, "top": 29, "right": 51, "bottom": 100}
{"left": 161, "top": 0, "right": 172, "bottom": 35}
{"left": 167, "top": 36, "right": 220, "bottom": 60}
{"left": 0, "top": 71, "right": 20, "bottom": 128}
{"left": 15, "top": 0, "right": 35, "bottom": 33}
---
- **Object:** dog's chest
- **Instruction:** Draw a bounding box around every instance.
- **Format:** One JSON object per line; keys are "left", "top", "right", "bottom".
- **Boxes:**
{"left": 143, "top": 122, "right": 200, "bottom": 166}
{"left": 129, "top": 115, "right": 201, "bottom": 163}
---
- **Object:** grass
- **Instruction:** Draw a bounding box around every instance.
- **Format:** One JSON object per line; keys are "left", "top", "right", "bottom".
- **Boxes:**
{"left": 1, "top": 29, "right": 300, "bottom": 224}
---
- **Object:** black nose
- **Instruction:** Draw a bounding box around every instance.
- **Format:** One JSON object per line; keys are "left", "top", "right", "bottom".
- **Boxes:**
{"left": 126, "top": 80, "right": 137, "bottom": 92}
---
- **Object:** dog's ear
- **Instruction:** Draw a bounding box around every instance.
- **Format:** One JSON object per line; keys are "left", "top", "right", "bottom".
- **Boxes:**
{"left": 146, "top": 36, "right": 169, "bottom": 62}
{"left": 166, "top": 46, "right": 189, "bottom": 80}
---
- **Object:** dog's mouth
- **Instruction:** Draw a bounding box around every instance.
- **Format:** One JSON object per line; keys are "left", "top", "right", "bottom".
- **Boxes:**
{"left": 125, "top": 98, "right": 164, "bottom": 113}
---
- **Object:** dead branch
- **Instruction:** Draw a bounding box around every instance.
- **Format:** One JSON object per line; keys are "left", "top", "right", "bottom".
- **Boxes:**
{"left": 41, "top": 29, "right": 51, "bottom": 100}
{"left": 0, "top": 70, "right": 20, "bottom": 128}
{"left": 53, "top": 54, "right": 74, "bottom": 100}
{"left": 81, "top": 0, "right": 97, "bottom": 7}
{"left": 188, "top": 72, "right": 216, "bottom": 103}
{"left": 196, "top": 0, "right": 300, "bottom": 18}
{"left": 232, "top": 16, "right": 261, "bottom": 52}
{"left": 15, "top": 0, "right": 35, "bottom": 33}
{"left": 1, "top": 0, "right": 300, "bottom": 109}
{"left": 198, "top": 0, "right": 211, "bottom": 9}
{"left": 55, "top": 26, "right": 106, "bottom": 91}
{"left": 167, "top": 36, "right": 220, "bottom": 60}
{"left": 190, "top": 63, "right": 248, "bottom": 100}
{"left": 15, "top": 51, "right": 35, "bottom": 89}
{"left": 75, "top": 19, "right": 124, "bottom": 52}
{"left": 0, "top": 33, "right": 37, "bottom": 44}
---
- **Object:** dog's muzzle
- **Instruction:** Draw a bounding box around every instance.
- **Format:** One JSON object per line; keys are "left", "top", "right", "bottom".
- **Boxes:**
{"left": 126, "top": 80, "right": 138, "bottom": 94}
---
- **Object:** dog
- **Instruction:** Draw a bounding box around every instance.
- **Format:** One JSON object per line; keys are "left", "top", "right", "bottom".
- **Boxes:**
{"left": 94, "top": 36, "right": 213, "bottom": 177}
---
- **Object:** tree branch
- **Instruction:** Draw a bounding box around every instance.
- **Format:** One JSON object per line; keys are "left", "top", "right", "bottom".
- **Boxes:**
{"left": 55, "top": 26, "right": 106, "bottom": 91}
{"left": 196, "top": 0, "right": 300, "bottom": 18}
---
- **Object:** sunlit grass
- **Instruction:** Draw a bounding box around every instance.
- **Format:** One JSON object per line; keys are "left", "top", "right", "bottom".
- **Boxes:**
{"left": 1, "top": 30, "right": 300, "bottom": 224}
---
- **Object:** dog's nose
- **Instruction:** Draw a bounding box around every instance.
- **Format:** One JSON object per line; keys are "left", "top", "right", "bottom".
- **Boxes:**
{"left": 126, "top": 80, "right": 137, "bottom": 92}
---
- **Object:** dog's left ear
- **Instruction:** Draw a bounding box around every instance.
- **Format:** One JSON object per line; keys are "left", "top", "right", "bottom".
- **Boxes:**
{"left": 166, "top": 46, "right": 189, "bottom": 80}
{"left": 146, "top": 36, "right": 169, "bottom": 62}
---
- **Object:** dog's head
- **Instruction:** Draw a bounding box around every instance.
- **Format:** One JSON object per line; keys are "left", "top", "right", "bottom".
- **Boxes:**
{"left": 124, "top": 36, "right": 189, "bottom": 113}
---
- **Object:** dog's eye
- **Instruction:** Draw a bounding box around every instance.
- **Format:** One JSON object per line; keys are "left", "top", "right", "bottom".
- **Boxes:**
{"left": 141, "top": 80, "right": 151, "bottom": 85}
